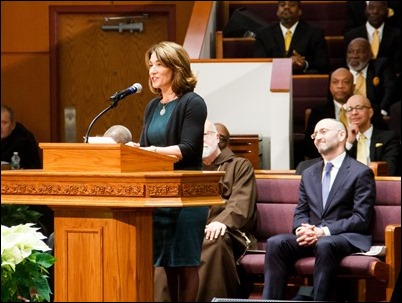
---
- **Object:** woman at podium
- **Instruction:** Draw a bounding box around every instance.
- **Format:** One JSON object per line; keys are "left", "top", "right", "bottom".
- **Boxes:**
{"left": 128, "top": 41, "right": 208, "bottom": 302}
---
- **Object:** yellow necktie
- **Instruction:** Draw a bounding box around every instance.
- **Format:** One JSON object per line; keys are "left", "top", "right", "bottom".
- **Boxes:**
{"left": 285, "top": 30, "right": 292, "bottom": 53}
{"left": 371, "top": 29, "right": 380, "bottom": 59}
{"left": 339, "top": 107, "right": 348, "bottom": 127}
{"left": 354, "top": 72, "right": 366, "bottom": 96}
{"left": 357, "top": 133, "right": 368, "bottom": 165}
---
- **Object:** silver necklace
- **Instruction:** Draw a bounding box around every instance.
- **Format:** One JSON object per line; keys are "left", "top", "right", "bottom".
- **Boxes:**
{"left": 160, "top": 103, "right": 167, "bottom": 116}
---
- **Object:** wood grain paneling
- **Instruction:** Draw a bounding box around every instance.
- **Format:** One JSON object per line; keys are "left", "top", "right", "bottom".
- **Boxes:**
{"left": 1, "top": 1, "right": 194, "bottom": 144}
{"left": 1, "top": 53, "right": 51, "bottom": 143}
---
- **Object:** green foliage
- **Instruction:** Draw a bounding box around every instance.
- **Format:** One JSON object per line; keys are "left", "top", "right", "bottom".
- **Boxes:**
{"left": 1, "top": 205, "right": 42, "bottom": 227}
{"left": 1, "top": 251, "right": 55, "bottom": 302}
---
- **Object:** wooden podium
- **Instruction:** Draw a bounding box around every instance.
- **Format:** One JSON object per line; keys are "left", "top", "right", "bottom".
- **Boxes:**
{"left": 1, "top": 143, "right": 224, "bottom": 302}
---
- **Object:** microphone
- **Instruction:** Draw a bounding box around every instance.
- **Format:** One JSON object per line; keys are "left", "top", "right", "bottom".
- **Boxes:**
{"left": 110, "top": 83, "right": 142, "bottom": 101}
{"left": 83, "top": 82, "right": 142, "bottom": 143}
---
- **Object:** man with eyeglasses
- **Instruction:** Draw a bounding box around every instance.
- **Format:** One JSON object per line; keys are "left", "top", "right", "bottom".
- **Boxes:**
{"left": 263, "top": 118, "right": 375, "bottom": 301}
{"left": 154, "top": 120, "right": 258, "bottom": 302}
{"left": 344, "top": 94, "right": 401, "bottom": 176}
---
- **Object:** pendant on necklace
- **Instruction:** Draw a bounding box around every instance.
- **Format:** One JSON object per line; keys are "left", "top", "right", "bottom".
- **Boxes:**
{"left": 160, "top": 105, "right": 166, "bottom": 116}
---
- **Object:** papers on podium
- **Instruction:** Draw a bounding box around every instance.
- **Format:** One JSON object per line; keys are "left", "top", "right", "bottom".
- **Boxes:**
{"left": 87, "top": 136, "right": 116, "bottom": 144}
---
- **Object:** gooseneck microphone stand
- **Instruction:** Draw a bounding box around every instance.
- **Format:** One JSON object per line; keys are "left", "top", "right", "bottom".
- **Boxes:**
{"left": 83, "top": 98, "right": 121, "bottom": 143}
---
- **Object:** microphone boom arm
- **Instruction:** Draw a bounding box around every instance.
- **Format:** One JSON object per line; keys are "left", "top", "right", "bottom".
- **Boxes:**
{"left": 83, "top": 100, "right": 119, "bottom": 143}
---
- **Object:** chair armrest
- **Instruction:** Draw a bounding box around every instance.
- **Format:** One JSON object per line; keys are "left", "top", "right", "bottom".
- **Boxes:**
{"left": 385, "top": 223, "right": 401, "bottom": 301}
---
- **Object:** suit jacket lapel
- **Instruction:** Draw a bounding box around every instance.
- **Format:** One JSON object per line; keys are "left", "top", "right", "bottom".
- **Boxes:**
{"left": 290, "top": 24, "right": 303, "bottom": 55}
{"left": 310, "top": 163, "right": 325, "bottom": 213}
{"left": 366, "top": 62, "right": 375, "bottom": 99}
{"left": 370, "top": 128, "right": 381, "bottom": 161}
{"left": 273, "top": 25, "right": 286, "bottom": 55}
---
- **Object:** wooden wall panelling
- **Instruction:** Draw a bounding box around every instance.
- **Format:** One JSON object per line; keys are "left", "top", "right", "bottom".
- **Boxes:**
{"left": 229, "top": 134, "right": 262, "bottom": 169}
{"left": 1, "top": 2, "right": 194, "bottom": 145}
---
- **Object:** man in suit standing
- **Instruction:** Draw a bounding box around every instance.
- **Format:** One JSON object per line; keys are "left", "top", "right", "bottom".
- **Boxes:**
{"left": 344, "top": 94, "right": 401, "bottom": 176}
{"left": 344, "top": 1, "right": 401, "bottom": 76}
{"left": 262, "top": 118, "right": 375, "bottom": 301}
{"left": 346, "top": 37, "right": 399, "bottom": 116}
{"left": 254, "top": 1, "right": 330, "bottom": 74}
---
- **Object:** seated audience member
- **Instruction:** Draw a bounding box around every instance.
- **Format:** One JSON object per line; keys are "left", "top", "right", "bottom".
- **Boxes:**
{"left": 304, "top": 67, "right": 386, "bottom": 160}
{"left": 346, "top": 37, "right": 399, "bottom": 117}
{"left": 304, "top": 68, "right": 354, "bottom": 160}
{"left": 344, "top": 94, "right": 401, "bottom": 176}
{"left": 344, "top": 1, "right": 401, "bottom": 34}
{"left": 1, "top": 104, "right": 42, "bottom": 169}
{"left": 1, "top": 104, "right": 53, "bottom": 237}
{"left": 262, "top": 118, "right": 375, "bottom": 301}
{"left": 154, "top": 120, "right": 257, "bottom": 302}
{"left": 103, "top": 124, "right": 132, "bottom": 143}
{"left": 389, "top": 100, "right": 401, "bottom": 139}
{"left": 344, "top": 1, "right": 401, "bottom": 76}
{"left": 254, "top": 1, "right": 330, "bottom": 74}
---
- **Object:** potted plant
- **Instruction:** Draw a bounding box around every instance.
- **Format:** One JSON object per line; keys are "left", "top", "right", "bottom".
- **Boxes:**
{"left": 1, "top": 223, "right": 55, "bottom": 302}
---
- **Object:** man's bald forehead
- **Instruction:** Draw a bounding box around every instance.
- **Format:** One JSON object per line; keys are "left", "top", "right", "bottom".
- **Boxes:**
{"left": 346, "top": 94, "right": 371, "bottom": 106}
{"left": 315, "top": 118, "right": 345, "bottom": 131}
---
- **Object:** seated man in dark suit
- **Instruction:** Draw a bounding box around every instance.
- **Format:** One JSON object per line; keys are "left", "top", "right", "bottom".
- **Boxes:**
{"left": 344, "top": 94, "right": 401, "bottom": 176}
{"left": 254, "top": 1, "right": 330, "bottom": 74}
{"left": 344, "top": 1, "right": 401, "bottom": 76}
{"left": 346, "top": 37, "right": 399, "bottom": 116}
{"left": 263, "top": 118, "right": 375, "bottom": 301}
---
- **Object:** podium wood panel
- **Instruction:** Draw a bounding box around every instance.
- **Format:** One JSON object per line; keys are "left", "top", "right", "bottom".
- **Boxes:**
{"left": 55, "top": 208, "right": 153, "bottom": 302}
{"left": 1, "top": 170, "right": 224, "bottom": 302}
{"left": 39, "top": 143, "right": 178, "bottom": 173}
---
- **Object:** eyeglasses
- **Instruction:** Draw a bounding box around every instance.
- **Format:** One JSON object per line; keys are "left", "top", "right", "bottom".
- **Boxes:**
{"left": 311, "top": 128, "right": 341, "bottom": 140}
{"left": 344, "top": 105, "right": 371, "bottom": 113}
